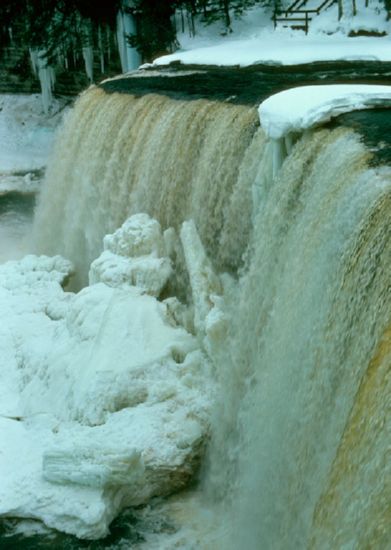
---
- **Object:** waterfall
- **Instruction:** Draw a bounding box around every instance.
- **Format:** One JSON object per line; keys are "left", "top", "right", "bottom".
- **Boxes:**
{"left": 208, "top": 127, "right": 391, "bottom": 549}
{"left": 32, "top": 86, "right": 390, "bottom": 548}
{"left": 33, "top": 87, "right": 259, "bottom": 288}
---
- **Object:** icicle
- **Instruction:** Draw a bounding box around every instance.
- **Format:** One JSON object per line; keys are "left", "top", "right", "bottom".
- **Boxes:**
{"left": 82, "top": 46, "right": 94, "bottom": 82}
{"left": 30, "top": 49, "right": 55, "bottom": 114}
{"left": 116, "top": 1, "right": 141, "bottom": 73}
{"left": 284, "top": 133, "right": 293, "bottom": 155}
{"left": 29, "top": 48, "right": 38, "bottom": 76}
{"left": 81, "top": 19, "right": 94, "bottom": 82}
{"left": 272, "top": 138, "right": 286, "bottom": 178}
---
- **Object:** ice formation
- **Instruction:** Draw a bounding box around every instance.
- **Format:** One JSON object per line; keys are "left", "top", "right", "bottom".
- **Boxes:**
{"left": 29, "top": 50, "right": 56, "bottom": 114}
{"left": 89, "top": 213, "right": 172, "bottom": 296}
{"left": 116, "top": 2, "right": 141, "bottom": 73}
{"left": 0, "top": 214, "right": 215, "bottom": 538}
{"left": 257, "top": 84, "right": 391, "bottom": 176}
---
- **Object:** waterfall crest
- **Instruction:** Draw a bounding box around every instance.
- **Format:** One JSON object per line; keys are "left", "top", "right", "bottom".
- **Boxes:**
{"left": 32, "top": 86, "right": 390, "bottom": 548}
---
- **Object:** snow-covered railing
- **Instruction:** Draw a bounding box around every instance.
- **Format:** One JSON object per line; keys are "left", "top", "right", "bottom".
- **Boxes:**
{"left": 274, "top": 0, "right": 337, "bottom": 34}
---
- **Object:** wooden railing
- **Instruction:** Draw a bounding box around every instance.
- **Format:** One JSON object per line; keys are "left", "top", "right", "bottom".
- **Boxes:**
{"left": 274, "top": 0, "right": 337, "bottom": 34}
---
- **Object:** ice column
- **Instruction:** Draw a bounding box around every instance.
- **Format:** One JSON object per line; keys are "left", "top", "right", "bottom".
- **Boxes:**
{"left": 82, "top": 46, "right": 94, "bottom": 82}
{"left": 30, "top": 49, "right": 55, "bottom": 113}
{"left": 116, "top": 1, "right": 141, "bottom": 72}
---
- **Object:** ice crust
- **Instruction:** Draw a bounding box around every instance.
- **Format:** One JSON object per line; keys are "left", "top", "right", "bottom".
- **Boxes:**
{"left": 0, "top": 214, "right": 215, "bottom": 539}
{"left": 258, "top": 84, "right": 391, "bottom": 139}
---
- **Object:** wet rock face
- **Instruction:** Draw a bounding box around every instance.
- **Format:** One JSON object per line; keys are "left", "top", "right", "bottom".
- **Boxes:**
{"left": 100, "top": 61, "right": 391, "bottom": 106}
{"left": 334, "top": 108, "right": 391, "bottom": 165}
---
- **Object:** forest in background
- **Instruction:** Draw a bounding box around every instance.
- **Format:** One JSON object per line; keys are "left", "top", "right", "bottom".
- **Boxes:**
{"left": 0, "top": 0, "right": 389, "bottom": 99}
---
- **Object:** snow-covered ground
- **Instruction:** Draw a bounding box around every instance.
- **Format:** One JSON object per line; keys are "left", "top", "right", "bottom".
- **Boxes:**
{"left": 154, "top": 33, "right": 391, "bottom": 67}
{"left": 153, "top": 1, "right": 391, "bottom": 67}
{"left": 0, "top": 214, "right": 218, "bottom": 539}
{"left": 0, "top": 94, "right": 67, "bottom": 263}
{"left": 0, "top": 94, "right": 67, "bottom": 174}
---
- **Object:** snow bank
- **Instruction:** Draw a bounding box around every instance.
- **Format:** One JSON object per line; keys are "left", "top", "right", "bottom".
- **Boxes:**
{"left": 258, "top": 84, "right": 391, "bottom": 139}
{"left": 152, "top": 34, "right": 391, "bottom": 68}
{"left": 0, "top": 94, "right": 67, "bottom": 174}
{"left": 311, "top": 1, "right": 390, "bottom": 36}
{"left": 0, "top": 214, "right": 214, "bottom": 539}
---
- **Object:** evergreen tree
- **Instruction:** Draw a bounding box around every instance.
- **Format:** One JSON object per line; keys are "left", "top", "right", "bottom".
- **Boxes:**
{"left": 126, "top": 0, "right": 179, "bottom": 61}
{"left": 0, "top": 1, "right": 121, "bottom": 59}
{"left": 0, "top": 1, "right": 275, "bottom": 66}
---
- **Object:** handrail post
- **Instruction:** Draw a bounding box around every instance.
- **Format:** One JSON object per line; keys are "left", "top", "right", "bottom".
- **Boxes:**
{"left": 305, "top": 12, "right": 308, "bottom": 34}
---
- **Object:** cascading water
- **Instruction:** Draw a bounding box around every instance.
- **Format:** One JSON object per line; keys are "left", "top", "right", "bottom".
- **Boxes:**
{"left": 32, "top": 86, "right": 390, "bottom": 548}
{"left": 208, "top": 128, "right": 391, "bottom": 549}
{"left": 33, "top": 88, "right": 259, "bottom": 288}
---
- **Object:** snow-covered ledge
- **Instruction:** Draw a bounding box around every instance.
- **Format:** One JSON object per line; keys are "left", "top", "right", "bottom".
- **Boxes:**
{"left": 258, "top": 84, "right": 391, "bottom": 176}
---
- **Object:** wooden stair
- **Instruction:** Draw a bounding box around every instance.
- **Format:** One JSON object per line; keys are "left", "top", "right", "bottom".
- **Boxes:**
{"left": 274, "top": 0, "right": 337, "bottom": 34}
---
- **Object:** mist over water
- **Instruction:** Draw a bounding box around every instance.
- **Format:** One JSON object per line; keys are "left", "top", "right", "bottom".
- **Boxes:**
{"left": 31, "top": 88, "right": 390, "bottom": 548}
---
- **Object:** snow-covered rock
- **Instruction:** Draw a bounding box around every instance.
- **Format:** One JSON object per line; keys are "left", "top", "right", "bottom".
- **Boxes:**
{"left": 0, "top": 217, "right": 213, "bottom": 539}
{"left": 259, "top": 84, "right": 391, "bottom": 139}
{"left": 103, "top": 213, "right": 165, "bottom": 257}
{"left": 89, "top": 213, "right": 172, "bottom": 296}
{"left": 89, "top": 251, "right": 172, "bottom": 296}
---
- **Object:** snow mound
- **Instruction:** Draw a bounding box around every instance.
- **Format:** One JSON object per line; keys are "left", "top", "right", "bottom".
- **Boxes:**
{"left": 0, "top": 94, "right": 67, "bottom": 174}
{"left": 0, "top": 215, "right": 214, "bottom": 539}
{"left": 258, "top": 84, "right": 391, "bottom": 139}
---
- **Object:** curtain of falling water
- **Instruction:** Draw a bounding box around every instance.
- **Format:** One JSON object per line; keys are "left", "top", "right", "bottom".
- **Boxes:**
{"left": 207, "top": 127, "right": 391, "bottom": 549}
{"left": 33, "top": 87, "right": 261, "bottom": 288}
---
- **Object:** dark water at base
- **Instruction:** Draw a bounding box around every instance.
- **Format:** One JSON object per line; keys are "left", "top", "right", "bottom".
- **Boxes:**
{"left": 0, "top": 503, "right": 177, "bottom": 550}
{"left": 0, "top": 191, "right": 35, "bottom": 216}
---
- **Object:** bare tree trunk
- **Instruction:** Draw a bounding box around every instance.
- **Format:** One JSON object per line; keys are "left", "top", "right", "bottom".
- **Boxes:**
{"left": 221, "top": 0, "right": 231, "bottom": 30}
{"left": 352, "top": 0, "right": 357, "bottom": 16}
{"left": 338, "top": 0, "right": 343, "bottom": 20}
